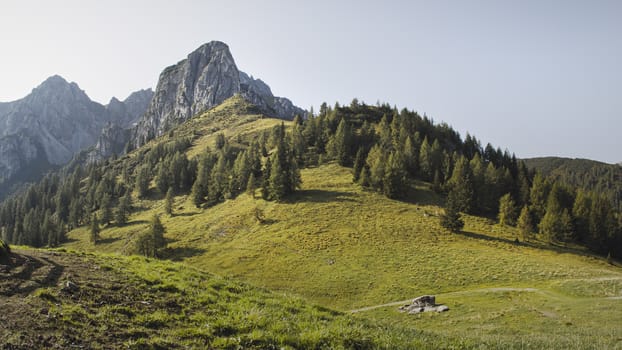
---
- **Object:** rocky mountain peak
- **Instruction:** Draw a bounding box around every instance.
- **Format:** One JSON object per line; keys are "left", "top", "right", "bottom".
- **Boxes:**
{"left": 132, "top": 41, "right": 305, "bottom": 146}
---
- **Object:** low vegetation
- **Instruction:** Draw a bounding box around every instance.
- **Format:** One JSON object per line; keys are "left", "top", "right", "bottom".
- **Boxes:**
{"left": 1, "top": 249, "right": 460, "bottom": 349}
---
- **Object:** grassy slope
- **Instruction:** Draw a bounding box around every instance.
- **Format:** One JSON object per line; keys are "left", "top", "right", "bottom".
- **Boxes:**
{"left": 2, "top": 248, "right": 454, "bottom": 349}
{"left": 60, "top": 98, "right": 622, "bottom": 348}
{"left": 66, "top": 163, "right": 622, "bottom": 349}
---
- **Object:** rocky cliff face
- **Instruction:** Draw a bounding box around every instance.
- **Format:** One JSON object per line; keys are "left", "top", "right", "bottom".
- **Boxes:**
{"left": 0, "top": 76, "right": 151, "bottom": 195}
{"left": 133, "top": 41, "right": 305, "bottom": 146}
{"left": 106, "top": 88, "right": 153, "bottom": 129}
{"left": 0, "top": 76, "right": 109, "bottom": 167}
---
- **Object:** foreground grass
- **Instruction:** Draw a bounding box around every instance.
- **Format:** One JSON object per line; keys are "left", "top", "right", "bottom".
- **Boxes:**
{"left": 3, "top": 249, "right": 465, "bottom": 349}
{"left": 66, "top": 163, "right": 622, "bottom": 348}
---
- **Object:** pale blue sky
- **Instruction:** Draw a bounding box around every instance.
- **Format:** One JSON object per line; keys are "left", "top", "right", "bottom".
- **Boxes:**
{"left": 1, "top": 0, "right": 620, "bottom": 163}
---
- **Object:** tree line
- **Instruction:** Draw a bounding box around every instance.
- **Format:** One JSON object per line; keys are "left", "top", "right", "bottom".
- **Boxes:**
{"left": 0, "top": 98, "right": 620, "bottom": 259}
{"left": 0, "top": 123, "right": 301, "bottom": 253}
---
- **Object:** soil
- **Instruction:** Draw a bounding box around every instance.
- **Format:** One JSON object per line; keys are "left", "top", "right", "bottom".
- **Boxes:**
{"left": 0, "top": 249, "right": 155, "bottom": 349}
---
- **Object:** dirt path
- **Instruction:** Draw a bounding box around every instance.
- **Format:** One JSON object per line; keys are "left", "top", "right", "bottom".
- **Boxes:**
{"left": 349, "top": 280, "right": 622, "bottom": 313}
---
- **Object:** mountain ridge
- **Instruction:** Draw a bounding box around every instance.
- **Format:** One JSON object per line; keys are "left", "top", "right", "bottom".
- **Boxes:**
{"left": 0, "top": 76, "right": 152, "bottom": 198}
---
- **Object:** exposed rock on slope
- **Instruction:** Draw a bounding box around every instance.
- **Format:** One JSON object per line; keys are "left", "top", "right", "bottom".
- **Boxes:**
{"left": 0, "top": 76, "right": 151, "bottom": 197}
{"left": 133, "top": 41, "right": 305, "bottom": 146}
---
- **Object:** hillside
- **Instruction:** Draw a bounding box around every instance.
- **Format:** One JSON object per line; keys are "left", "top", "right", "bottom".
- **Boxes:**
{"left": 0, "top": 248, "right": 457, "bottom": 349}
{"left": 64, "top": 162, "right": 622, "bottom": 349}
{"left": 2, "top": 95, "right": 622, "bottom": 348}
{"left": 523, "top": 156, "right": 622, "bottom": 210}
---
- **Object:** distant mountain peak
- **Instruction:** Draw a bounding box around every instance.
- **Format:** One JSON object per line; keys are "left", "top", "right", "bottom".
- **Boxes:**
{"left": 132, "top": 41, "right": 305, "bottom": 146}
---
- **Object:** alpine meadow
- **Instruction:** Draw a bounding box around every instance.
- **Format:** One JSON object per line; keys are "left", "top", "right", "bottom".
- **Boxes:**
{"left": 1, "top": 3, "right": 622, "bottom": 348}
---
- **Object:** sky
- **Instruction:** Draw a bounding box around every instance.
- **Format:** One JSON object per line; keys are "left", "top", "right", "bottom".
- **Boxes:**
{"left": 1, "top": 0, "right": 621, "bottom": 163}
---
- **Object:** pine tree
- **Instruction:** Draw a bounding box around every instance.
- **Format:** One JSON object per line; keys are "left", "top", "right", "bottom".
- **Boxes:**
{"left": 498, "top": 193, "right": 518, "bottom": 226}
{"left": 529, "top": 173, "right": 551, "bottom": 224}
{"left": 100, "top": 194, "right": 113, "bottom": 226}
{"left": 135, "top": 165, "right": 151, "bottom": 199}
{"left": 366, "top": 145, "right": 385, "bottom": 190}
{"left": 383, "top": 150, "right": 408, "bottom": 199}
{"left": 517, "top": 205, "right": 534, "bottom": 241}
{"left": 329, "top": 118, "right": 352, "bottom": 166}
{"left": 419, "top": 137, "right": 432, "bottom": 181}
{"left": 572, "top": 189, "right": 592, "bottom": 242}
{"left": 403, "top": 135, "right": 418, "bottom": 176}
{"left": 150, "top": 214, "right": 166, "bottom": 255}
{"left": 440, "top": 189, "right": 464, "bottom": 232}
{"left": 90, "top": 213, "right": 100, "bottom": 244}
{"left": 115, "top": 191, "right": 132, "bottom": 225}
{"left": 164, "top": 187, "right": 174, "bottom": 216}
{"left": 246, "top": 173, "right": 256, "bottom": 199}
{"left": 447, "top": 156, "right": 475, "bottom": 214}
{"left": 352, "top": 148, "right": 365, "bottom": 183}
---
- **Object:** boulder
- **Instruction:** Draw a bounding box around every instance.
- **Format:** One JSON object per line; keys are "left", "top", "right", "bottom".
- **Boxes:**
{"left": 398, "top": 295, "right": 449, "bottom": 314}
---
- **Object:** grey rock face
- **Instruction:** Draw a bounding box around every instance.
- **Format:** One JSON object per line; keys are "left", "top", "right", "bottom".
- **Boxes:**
{"left": 133, "top": 41, "right": 305, "bottom": 146}
{"left": 0, "top": 76, "right": 151, "bottom": 195}
{"left": 0, "top": 76, "right": 109, "bottom": 167}
{"left": 88, "top": 124, "right": 131, "bottom": 162}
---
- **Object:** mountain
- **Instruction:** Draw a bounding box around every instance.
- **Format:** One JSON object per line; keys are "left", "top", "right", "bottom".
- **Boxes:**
{"left": 0, "top": 76, "right": 152, "bottom": 198}
{"left": 132, "top": 41, "right": 305, "bottom": 146}
{"left": 523, "top": 156, "right": 622, "bottom": 210}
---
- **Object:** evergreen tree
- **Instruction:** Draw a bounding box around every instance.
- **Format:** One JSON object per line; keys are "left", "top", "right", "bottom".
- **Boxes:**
{"left": 246, "top": 173, "right": 256, "bottom": 199}
{"left": 208, "top": 154, "right": 228, "bottom": 205}
{"left": 498, "top": 193, "right": 518, "bottom": 226}
{"left": 419, "top": 137, "right": 432, "bottom": 181}
{"left": 329, "top": 118, "right": 352, "bottom": 166}
{"left": 266, "top": 134, "right": 301, "bottom": 201}
{"left": 136, "top": 214, "right": 166, "bottom": 258}
{"left": 403, "top": 135, "right": 418, "bottom": 176}
{"left": 90, "top": 213, "right": 100, "bottom": 244}
{"left": 261, "top": 157, "right": 272, "bottom": 200}
{"left": 572, "top": 189, "right": 592, "bottom": 242}
{"left": 529, "top": 173, "right": 551, "bottom": 224}
{"left": 440, "top": 189, "right": 464, "bottom": 232}
{"left": 165, "top": 187, "right": 174, "bottom": 216}
{"left": 150, "top": 214, "right": 166, "bottom": 254}
{"left": 447, "top": 156, "right": 475, "bottom": 213}
{"left": 366, "top": 145, "right": 385, "bottom": 190}
{"left": 100, "top": 194, "right": 113, "bottom": 226}
{"left": 517, "top": 205, "right": 534, "bottom": 241}
{"left": 135, "top": 165, "right": 151, "bottom": 198}
{"left": 383, "top": 150, "right": 408, "bottom": 199}
{"left": 352, "top": 148, "right": 366, "bottom": 183}
{"left": 115, "top": 191, "right": 132, "bottom": 225}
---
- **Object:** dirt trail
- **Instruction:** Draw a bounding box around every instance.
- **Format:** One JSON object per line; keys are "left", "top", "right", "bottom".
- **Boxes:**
{"left": 349, "top": 279, "right": 622, "bottom": 313}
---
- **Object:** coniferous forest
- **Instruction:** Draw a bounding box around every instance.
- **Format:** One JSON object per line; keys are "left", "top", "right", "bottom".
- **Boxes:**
{"left": 0, "top": 99, "right": 620, "bottom": 258}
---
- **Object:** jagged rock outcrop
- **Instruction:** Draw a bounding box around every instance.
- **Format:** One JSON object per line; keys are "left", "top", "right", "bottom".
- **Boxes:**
{"left": 106, "top": 88, "right": 153, "bottom": 129}
{"left": 133, "top": 41, "right": 305, "bottom": 146}
{"left": 88, "top": 88, "right": 154, "bottom": 161}
{"left": 0, "top": 76, "right": 151, "bottom": 197}
{"left": 88, "top": 124, "right": 131, "bottom": 162}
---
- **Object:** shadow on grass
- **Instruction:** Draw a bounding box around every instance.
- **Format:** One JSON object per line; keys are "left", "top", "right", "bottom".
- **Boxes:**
{"left": 395, "top": 182, "right": 444, "bottom": 207}
{"left": 170, "top": 212, "right": 199, "bottom": 218}
{"left": 161, "top": 247, "right": 207, "bottom": 261}
{"left": 97, "top": 236, "right": 122, "bottom": 245}
{"left": 285, "top": 190, "right": 356, "bottom": 204}
{"left": 459, "top": 230, "right": 525, "bottom": 246}
{"left": 457, "top": 230, "right": 608, "bottom": 261}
